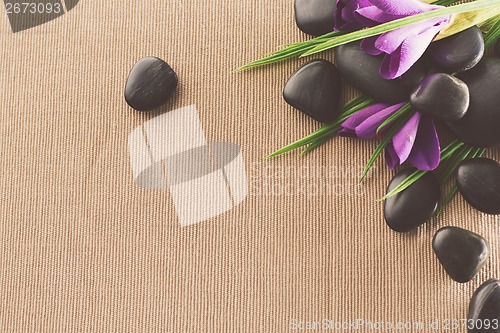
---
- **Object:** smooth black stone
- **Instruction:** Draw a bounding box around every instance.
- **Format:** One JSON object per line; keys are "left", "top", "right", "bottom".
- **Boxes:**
{"left": 334, "top": 42, "right": 427, "bottom": 104}
{"left": 432, "top": 226, "right": 489, "bottom": 283}
{"left": 410, "top": 73, "right": 469, "bottom": 122}
{"left": 125, "top": 57, "right": 178, "bottom": 112}
{"left": 456, "top": 158, "right": 500, "bottom": 215}
{"left": 428, "top": 26, "right": 484, "bottom": 73}
{"left": 283, "top": 59, "right": 341, "bottom": 123}
{"left": 384, "top": 168, "right": 440, "bottom": 233}
{"left": 445, "top": 57, "right": 500, "bottom": 148}
{"left": 295, "top": 0, "right": 335, "bottom": 36}
{"left": 468, "top": 279, "right": 500, "bottom": 333}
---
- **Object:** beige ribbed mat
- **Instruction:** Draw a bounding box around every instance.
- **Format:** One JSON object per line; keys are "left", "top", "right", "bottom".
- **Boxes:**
{"left": 1, "top": 1, "right": 499, "bottom": 332}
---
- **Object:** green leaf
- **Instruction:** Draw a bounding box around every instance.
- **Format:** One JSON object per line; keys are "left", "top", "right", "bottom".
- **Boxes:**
{"left": 437, "top": 186, "right": 459, "bottom": 217}
{"left": 266, "top": 126, "right": 336, "bottom": 158}
{"left": 438, "top": 141, "right": 466, "bottom": 163}
{"left": 483, "top": 16, "right": 500, "bottom": 47}
{"left": 360, "top": 113, "right": 412, "bottom": 182}
{"left": 379, "top": 140, "right": 464, "bottom": 200}
{"left": 439, "top": 139, "right": 461, "bottom": 155}
{"left": 266, "top": 96, "right": 374, "bottom": 158}
{"left": 435, "top": 6, "right": 500, "bottom": 40}
{"left": 237, "top": 31, "right": 344, "bottom": 71}
{"left": 439, "top": 146, "right": 474, "bottom": 184}
{"left": 433, "top": 0, "right": 464, "bottom": 5}
{"left": 437, "top": 147, "right": 487, "bottom": 216}
{"left": 376, "top": 103, "right": 412, "bottom": 134}
{"left": 478, "top": 14, "right": 500, "bottom": 32}
{"left": 300, "top": 134, "right": 334, "bottom": 156}
{"left": 378, "top": 169, "right": 426, "bottom": 201}
{"left": 302, "top": 0, "right": 500, "bottom": 57}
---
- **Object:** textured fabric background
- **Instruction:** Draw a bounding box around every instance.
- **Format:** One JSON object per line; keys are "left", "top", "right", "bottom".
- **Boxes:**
{"left": 1, "top": 1, "right": 499, "bottom": 332}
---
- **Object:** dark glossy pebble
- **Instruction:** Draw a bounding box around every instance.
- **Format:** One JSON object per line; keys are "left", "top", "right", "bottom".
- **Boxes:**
{"left": 295, "top": 0, "right": 335, "bottom": 36}
{"left": 445, "top": 57, "right": 500, "bottom": 148}
{"left": 428, "top": 26, "right": 484, "bottom": 73}
{"left": 410, "top": 73, "right": 469, "bottom": 122}
{"left": 384, "top": 168, "right": 440, "bottom": 233}
{"left": 283, "top": 59, "right": 341, "bottom": 123}
{"left": 334, "top": 42, "right": 427, "bottom": 104}
{"left": 456, "top": 158, "right": 500, "bottom": 215}
{"left": 125, "top": 57, "right": 178, "bottom": 112}
{"left": 468, "top": 279, "right": 500, "bottom": 333}
{"left": 432, "top": 226, "right": 489, "bottom": 283}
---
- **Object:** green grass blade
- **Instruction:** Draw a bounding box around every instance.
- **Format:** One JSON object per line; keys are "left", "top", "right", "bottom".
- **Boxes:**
{"left": 439, "top": 139, "right": 460, "bottom": 156}
{"left": 379, "top": 169, "right": 426, "bottom": 200}
{"left": 360, "top": 113, "right": 412, "bottom": 182}
{"left": 439, "top": 141, "right": 465, "bottom": 161}
{"left": 342, "top": 95, "right": 368, "bottom": 111}
{"left": 379, "top": 140, "right": 465, "bottom": 200}
{"left": 376, "top": 103, "right": 412, "bottom": 134}
{"left": 440, "top": 146, "right": 474, "bottom": 183}
{"left": 266, "top": 126, "right": 336, "bottom": 157}
{"left": 484, "top": 17, "right": 500, "bottom": 47}
{"left": 238, "top": 31, "right": 344, "bottom": 71}
{"left": 436, "top": 147, "right": 486, "bottom": 216}
{"left": 433, "top": 0, "right": 463, "bottom": 5}
{"left": 437, "top": 186, "right": 459, "bottom": 217}
{"left": 266, "top": 96, "right": 375, "bottom": 157}
{"left": 360, "top": 137, "right": 391, "bottom": 183}
{"left": 300, "top": 133, "right": 336, "bottom": 156}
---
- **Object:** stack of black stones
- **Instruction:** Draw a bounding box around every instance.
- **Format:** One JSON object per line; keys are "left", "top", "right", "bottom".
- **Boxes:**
{"left": 290, "top": 1, "right": 500, "bottom": 331}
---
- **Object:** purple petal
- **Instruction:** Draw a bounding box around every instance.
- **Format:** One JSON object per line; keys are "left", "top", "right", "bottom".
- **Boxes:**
{"left": 369, "top": 0, "right": 442, "bottom": 15}
{"left": 361, "top": 36, "right": 384, "bottom": 55}
{"left": 392, "top": 112, "right": 421, "bottom": 164}
{"left": 343, "top": 0, "right": 370, "bottom": 21}
{"left": 337, "top": 0, "right": 373, "bottom": 10}
{"left": 385, "top": 144, "right": 400, "bottom": 170}
{"left": 379, "top": 20, "right": 447, "bottom": 79}
{"left": 375, "top": 17, "right": 448, "bottom": 55}
{"left": 338, "top": 128, "right": 357, "bottom": 137}
{"left": 335, "top": 0, "right": 372, "bottom": 31}
{"left": 408, "top": 114, "right": 441, "bottom": 170}
{"left": 355, "top": 6, "right": 404, "bottom": 27}
{"left": 355, "top": 102, "right": 405, "bottom": 139}
{"left": 341, "top": 103, "right": 389, "bottom": 131}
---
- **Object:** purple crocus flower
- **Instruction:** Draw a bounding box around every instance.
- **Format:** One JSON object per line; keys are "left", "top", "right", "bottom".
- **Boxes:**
{"left": 339, "top": 103, "right": 441, "bottom": 170}
{"left": 339, "top": 102, "right": 404, "bottom": 138}
{"left": 335, "top": 0, "right": 450, "bottom": 79}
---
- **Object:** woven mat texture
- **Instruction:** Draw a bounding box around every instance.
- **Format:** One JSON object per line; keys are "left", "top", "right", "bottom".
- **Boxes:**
{"left": 1, "top": 1, "right": 499, "bottom": 332}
